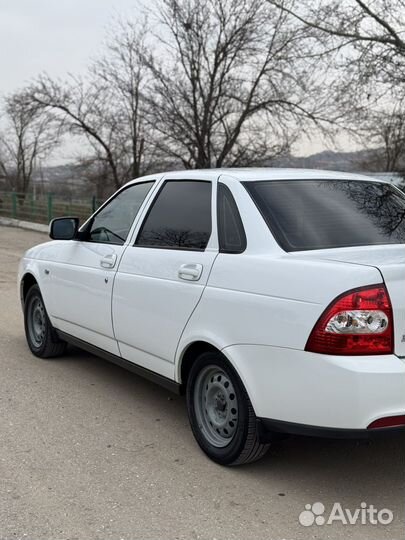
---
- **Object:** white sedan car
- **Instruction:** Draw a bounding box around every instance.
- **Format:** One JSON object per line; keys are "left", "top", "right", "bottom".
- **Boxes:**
{"left": 18, "top": 169, "right": 405, "bottom": 465}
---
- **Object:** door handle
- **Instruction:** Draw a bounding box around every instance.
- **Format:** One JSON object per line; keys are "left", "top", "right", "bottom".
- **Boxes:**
{"left": 100, "top": 253, "right": 117, "bottom": 269}
{"left": 178, "top": 263, "right": 203, "bottom": 281}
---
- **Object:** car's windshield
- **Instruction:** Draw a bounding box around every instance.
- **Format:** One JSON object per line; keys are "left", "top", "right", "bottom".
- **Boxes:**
{"left": 244, "top": 179, "right": 405, "bottom": 251}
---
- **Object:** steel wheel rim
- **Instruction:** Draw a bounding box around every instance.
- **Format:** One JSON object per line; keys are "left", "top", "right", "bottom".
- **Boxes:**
{"left": 194, "top": 365, "right": 239, "bottom": 448}
{"left": 28, "top": 297, "right": 46, "bottom": 348}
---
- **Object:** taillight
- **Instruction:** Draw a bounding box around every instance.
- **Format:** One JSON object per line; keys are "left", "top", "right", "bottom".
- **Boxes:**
{"left": 368, "top": 415, "right": 405, "bottom": 429}
{"left": 305, "top": 285, "right": 393, "bottom": 355}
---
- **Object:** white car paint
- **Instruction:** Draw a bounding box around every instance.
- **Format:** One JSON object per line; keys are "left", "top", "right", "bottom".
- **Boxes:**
{"left": 111, "top": 171, "right": 218, "bottom": 378}
{"left": 18, "top": 168, "right": 405, "bottom": 433}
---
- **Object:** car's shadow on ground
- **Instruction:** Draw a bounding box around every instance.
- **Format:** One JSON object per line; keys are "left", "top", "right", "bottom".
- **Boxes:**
{"left": 60, "top": 344, "right": 405, "bottom": 518}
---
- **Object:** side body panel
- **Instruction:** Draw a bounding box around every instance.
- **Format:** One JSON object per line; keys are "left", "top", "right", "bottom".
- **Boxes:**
{"left": 182, "top": 254, "right": 382, "bottom": 353}
{"left": 176, "top": 176, "right": 384, "bottom": 376}
{"left": 19, "top": 177, "right": 161, "bottom": 355}
{"left": 175, "top": 176, "right": 396, "bottom": 428}
{"left": 112, "top": 172, "right": 219, "bottom": 378}
{"left": 43, "top": 240, "right": 125, "bottom": 354}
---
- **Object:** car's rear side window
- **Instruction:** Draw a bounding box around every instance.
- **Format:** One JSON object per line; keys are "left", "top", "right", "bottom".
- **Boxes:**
{"left": 135, "top": 180, "right": 212, "bottom": 250}
{"left": 244, "top": 179, "right": 405, "bottom": 251}
{"left": 217, "top": 183, "right": 246, "bottom": 253}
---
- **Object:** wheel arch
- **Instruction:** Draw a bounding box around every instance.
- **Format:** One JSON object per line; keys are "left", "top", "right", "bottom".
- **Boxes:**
{"left": 178, "top": 340, "right": 220, "bottom": 390}
{"left": 177, "top": 339, "right": 244, "bottom": 392}
{"left": 20, "top": 272, "right": 39, "bottom": 307}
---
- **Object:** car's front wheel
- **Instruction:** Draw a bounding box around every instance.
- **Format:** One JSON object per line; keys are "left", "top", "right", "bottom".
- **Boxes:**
{"left": 24, "top": 284, "right": 66, "bottom": 358}
{"left": 186, "top": 352, "right": 270, "bottom": 465}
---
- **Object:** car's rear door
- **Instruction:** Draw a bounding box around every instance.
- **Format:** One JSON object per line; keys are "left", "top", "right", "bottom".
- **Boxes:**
{"left": 46, "top": 180, "right": 157, "bottom": 355}
{"left": 112, "top": 175, "right": 218, "bottom": 378}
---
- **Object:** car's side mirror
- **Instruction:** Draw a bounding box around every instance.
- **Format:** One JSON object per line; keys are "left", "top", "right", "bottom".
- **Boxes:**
{"left": 49, "top": 217, "right": 79, "bottom": 240}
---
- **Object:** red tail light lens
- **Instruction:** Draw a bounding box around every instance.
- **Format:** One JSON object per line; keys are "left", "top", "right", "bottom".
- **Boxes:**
{"left": 368, "top": 415, "right": 405, "bottom": 429}
{"left": 305, "top": 285, "right": 393, "bottom": 355}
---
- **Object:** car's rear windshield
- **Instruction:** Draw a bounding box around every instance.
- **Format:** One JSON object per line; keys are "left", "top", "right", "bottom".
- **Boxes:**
{"left": 244, "top": 179, "right": 405, "bottom": 251}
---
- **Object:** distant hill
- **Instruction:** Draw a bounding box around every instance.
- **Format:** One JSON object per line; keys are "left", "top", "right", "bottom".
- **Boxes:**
{"left": 270, "top": 149, "right": 403, "bottom": 187}
{"left": 268, "top": 148, "right": 378, "bottom": 171}
{"left": 32, "top": 148, "right": 403, "bottom": 192}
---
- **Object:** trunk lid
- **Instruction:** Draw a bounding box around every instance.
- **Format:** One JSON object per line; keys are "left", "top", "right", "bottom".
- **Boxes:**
{"left": 292, "top": 245, "right": 405, "bottom": 357}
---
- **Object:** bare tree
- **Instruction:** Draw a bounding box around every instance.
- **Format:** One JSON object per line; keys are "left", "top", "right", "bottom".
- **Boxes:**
{"left": 359, "top": 105, "right": 405, "bottom": 172}
{"left": 21, "top": 0, "right": 337, "bottom": 186}
{"left": 28, "top": 19, "right": 156, "bottom": 190}
{"left": 271, "top": 1, "right": 405, "bottom": 106}
{"left": 76, "top": 156, "right": 116, "bottom": 199}
{"left": 144, "top": 0, "right": 327, "bottom": 169}
{"left": 264, "top": 0, "right": 405, "bottom": 174}
{"left": 91, "top": 19, "right": 160, "bottom": 179}
{"left": 0, "top": 92, "right": 58, "bottom": 194}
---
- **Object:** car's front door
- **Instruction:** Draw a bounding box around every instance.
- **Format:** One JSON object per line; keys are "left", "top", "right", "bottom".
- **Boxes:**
{"left": 112, "top": 177, "right": 218, "bottom": 378}
{"left": 46, "top": 181, "right": 156, "bottom": 354}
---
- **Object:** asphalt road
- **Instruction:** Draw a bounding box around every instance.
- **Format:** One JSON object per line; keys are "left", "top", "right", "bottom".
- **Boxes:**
{"left": 0, "top": 225, "right": 404, "bottom": 540}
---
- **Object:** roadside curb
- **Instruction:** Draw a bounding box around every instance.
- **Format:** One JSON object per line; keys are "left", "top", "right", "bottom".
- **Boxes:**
{"left": 0, "top": 217, "right": 48, "bottom": 234}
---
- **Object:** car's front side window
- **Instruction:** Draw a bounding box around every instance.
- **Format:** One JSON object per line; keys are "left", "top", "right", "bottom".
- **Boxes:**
{"left": 87, "top": 181, "right": 154, "bottom": 245}
{"left": 135, "top": 180, "right": 212, "bottom": 250}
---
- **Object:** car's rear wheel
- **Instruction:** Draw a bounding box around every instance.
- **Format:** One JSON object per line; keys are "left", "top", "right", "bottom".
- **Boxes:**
{"left": 24, "top": 284, "right": 66, "bottom": 358}
{"left": 186, "top": 352, "right": 270, "bottom": 465}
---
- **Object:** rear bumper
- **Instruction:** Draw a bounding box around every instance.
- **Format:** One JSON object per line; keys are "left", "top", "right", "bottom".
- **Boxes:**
{"left": 257, "top": 417, "right": 405, "bottom": 442}
{"left": 222, "top": 344, "right": 405, "bottom": 431}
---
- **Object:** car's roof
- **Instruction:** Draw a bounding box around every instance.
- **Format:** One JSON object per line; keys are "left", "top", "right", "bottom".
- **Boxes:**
{"left": 127, "top": 168, "right": 387, "bottom": 185}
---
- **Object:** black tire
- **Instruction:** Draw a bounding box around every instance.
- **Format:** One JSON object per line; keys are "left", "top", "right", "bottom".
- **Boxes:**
{"left": 24, "top": 284, "right": 66, "bottom": 358}
{"left": 186, "top": 352, "right": 270, "bottom": 466}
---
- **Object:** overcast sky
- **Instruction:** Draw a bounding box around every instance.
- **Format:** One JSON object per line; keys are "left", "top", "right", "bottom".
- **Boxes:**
{"left": 0, "top": 1, "right": 350, "bottom": 158}
{"left": 0, "top": 0, "right": 141, "bottom": 94}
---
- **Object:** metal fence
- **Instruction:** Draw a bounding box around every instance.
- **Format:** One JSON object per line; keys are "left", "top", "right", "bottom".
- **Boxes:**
{"left": 0, "top": 192, "right": 103, "bottom": 225}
